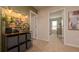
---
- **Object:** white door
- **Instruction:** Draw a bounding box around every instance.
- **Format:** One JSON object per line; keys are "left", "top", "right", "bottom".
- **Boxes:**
{"left": 30, "top": 11, "right": 38, "bottom": 39}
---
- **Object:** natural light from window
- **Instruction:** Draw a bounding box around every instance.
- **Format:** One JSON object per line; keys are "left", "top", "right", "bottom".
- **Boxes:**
{"left": 52, "top": 21, "right": 57, "bottom": 30}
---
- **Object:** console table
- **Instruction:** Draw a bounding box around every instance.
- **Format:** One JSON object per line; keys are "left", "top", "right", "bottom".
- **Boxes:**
{"left": 2, "top": 32, "right": 32, "bottom": 52}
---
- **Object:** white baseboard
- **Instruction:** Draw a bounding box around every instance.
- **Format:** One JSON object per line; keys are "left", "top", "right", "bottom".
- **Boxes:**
{"left": 64, "top": 42, "right": 79, "bottom": 48}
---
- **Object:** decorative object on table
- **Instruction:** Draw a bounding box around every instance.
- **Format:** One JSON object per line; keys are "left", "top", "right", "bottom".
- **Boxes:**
{"left": 2, "top": 8, "right": 29, "bottom": 33}
{"left": 68, "top": 10, "right": 79, "bottom": 30}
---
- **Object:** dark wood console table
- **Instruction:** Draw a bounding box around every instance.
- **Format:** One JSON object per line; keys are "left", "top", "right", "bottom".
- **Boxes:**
{"left": 2, "top": 32, "right": 32, "bottom": 52}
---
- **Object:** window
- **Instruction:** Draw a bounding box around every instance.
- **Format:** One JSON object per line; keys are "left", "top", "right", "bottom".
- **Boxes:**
{"left": 52, "top": 21, "right": 57, "bottom": 30}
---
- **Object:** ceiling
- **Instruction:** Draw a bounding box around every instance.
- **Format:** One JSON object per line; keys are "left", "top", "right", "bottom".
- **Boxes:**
{"left": 33, "top": 6, "right": 49, "bottom": 10}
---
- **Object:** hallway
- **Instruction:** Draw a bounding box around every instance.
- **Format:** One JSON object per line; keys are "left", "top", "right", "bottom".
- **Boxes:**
{"left": 27, "top": 38, "right": 79, "bottom": 52}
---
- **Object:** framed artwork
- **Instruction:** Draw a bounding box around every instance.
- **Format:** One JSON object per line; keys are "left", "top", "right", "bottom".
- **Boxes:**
{"left": 68, "top": 10, "right": 79, "bottom": 30}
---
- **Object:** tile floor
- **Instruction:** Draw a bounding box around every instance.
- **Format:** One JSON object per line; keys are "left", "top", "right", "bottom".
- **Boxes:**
{"left": 27, "top": 35, "right": 79, "bottom": 52}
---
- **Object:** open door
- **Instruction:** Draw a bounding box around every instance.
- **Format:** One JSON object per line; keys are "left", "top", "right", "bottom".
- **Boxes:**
{"left": 57, "top": 17, "right": 63, "bottom": 39}
{"left": 30, "top": 11, "right": 38, "bottom": 39}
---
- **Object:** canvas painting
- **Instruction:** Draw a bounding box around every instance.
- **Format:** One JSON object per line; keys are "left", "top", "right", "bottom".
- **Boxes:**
{"left": 68, "top": 10, "right": 79, "bottom": 30}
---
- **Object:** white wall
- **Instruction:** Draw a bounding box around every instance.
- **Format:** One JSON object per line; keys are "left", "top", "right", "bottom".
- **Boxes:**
{"left": 0, "top": 7, "right": 2, "bottom": 51}
{"left": 38, "top": 8, "right": 49, "bottom": 41}
{"left": 38, "top": 6, "right": 79, "bottom": 48}
{"left": 0, "top": 15, "right": 1, "bottom": 51}
{"left": 64, "top": 6, "right": 79, "bottom": 47}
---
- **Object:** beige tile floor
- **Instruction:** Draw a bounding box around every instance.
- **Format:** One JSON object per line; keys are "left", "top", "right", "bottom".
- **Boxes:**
{"left": 27, "top": 36, "right": 79, "bottom": 52}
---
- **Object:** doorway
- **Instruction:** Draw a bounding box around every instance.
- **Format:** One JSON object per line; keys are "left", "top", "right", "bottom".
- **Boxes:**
{"left": 49, "top": 9, "right": 64, "bottom": 40}
{"left": 30, "top": 11, "right": 38, "bottom": 40}
{"left": 57, "top": 17, "right": 63, "bottom": 39}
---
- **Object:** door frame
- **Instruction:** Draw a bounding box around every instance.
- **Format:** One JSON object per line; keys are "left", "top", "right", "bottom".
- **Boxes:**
{"left": 30, "top": 10, "right": 38, "bottom": 39}
{"left": 48, "top": 8, "right": 65, "bottom": 41}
